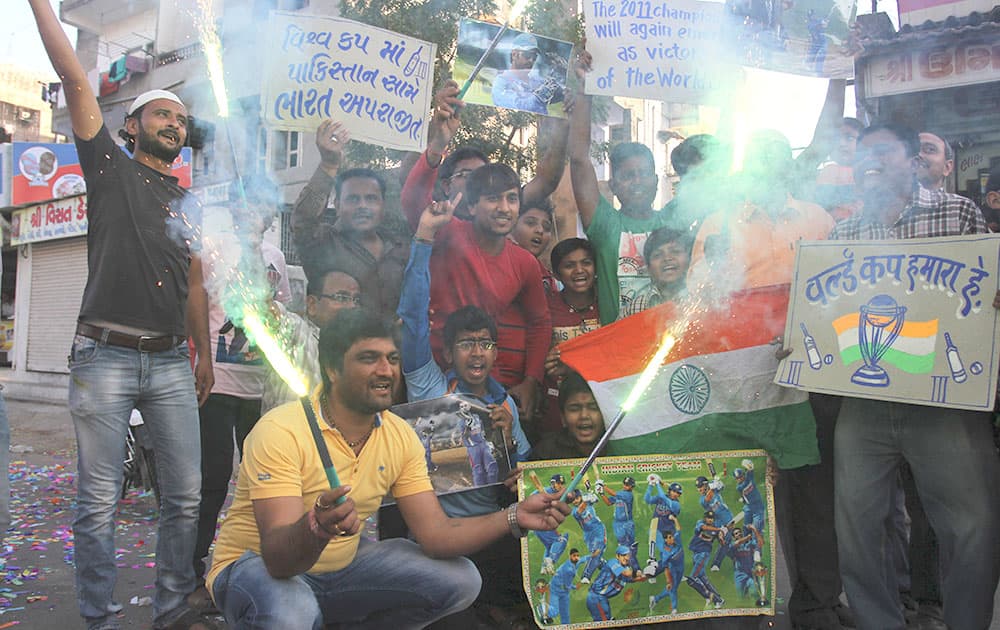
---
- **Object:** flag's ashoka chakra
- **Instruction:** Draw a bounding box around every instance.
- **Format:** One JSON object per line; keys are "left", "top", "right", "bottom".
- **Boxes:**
{"left": 668, "top": 364, "right": 710, "bottom": 415}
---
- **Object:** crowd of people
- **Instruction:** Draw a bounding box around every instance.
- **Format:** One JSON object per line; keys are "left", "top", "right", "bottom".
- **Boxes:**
{"left": 27, "top": 0, "right": 1000, "bottom": 628}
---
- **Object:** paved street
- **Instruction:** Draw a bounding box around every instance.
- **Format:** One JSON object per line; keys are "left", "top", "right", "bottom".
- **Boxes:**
{"left": 1, "top": 396, "right": 997, "bottom": 629}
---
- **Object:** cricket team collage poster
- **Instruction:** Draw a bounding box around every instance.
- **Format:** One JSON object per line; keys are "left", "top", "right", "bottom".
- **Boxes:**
{"left": 519, "top": 451, "right": 775, "bottom": 628}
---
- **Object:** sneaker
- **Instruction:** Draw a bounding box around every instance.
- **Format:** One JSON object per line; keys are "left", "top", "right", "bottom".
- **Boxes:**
{"left": 580, "top": 577, "right": 590, "bottom": 584}
{"left": 107, "top": 601, "right": 124, "bottom": 614}
{"left": 649, "top": 595, "right": 657, "bottom": 612}
{"left": 715, "top": 596, "right": 725, "bottom": 609}
{"left": 671, "top": 608, "right": 678, "bottom": 614}
{"left": 710, "top": 565, "right": 720, "bottom": 572}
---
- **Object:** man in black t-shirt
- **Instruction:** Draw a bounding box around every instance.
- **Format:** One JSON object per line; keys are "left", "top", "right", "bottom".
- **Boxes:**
{"left": 30, "top": 1, "right": 214, "bottom": 629}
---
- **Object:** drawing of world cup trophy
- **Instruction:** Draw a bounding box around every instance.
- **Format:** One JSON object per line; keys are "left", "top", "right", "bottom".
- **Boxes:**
{"left": 851, "top": 294, "right": 906, "bottom": 388}
{"left": 753, "top": 561, "right": 769, "bottom": 607}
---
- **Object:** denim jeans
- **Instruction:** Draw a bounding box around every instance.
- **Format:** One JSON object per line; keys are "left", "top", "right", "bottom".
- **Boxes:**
{"left": 193, "top": 393, "right": 261, "bottom": 585}
{"left": 0, "top": 388, "right": 10, "bottom": 536}
{"left": 834, "top": 397, "right": 1000, "bottom": 630}
{"left": 211, "top": 538, "right": 481, "bottom": 629}
{"left": 68, "top": 334, "right": 201, "bottom": 628}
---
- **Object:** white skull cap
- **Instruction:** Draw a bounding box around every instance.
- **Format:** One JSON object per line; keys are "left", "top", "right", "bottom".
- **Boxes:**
{"left": 127, "top": 89, "right": 184, "bottom": 116}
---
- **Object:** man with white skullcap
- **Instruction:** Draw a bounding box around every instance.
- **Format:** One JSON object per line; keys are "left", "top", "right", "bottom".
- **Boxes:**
{"left": 29, "top": 1, "right": 214, "bottom": 629}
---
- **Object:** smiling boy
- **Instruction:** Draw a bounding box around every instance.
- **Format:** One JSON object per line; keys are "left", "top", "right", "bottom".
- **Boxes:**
{"left": 424, "top": 164, "right": 552, "bottom": 422}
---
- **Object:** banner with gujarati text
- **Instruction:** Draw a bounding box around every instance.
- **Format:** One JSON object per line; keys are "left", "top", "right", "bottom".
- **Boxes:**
{"left": 262, "top": 12, "right": 436, "bottom": 151}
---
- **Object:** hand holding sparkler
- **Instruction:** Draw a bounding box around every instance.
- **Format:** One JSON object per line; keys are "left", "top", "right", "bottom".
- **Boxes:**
{"left": 316, "top": 120, "right": 350, "bottom": 174}
{"left": 311, "top": 486, "right": 360, "bottom": 538}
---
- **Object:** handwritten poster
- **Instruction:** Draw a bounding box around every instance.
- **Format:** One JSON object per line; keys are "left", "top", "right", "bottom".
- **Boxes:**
{"left": 584, "top": 0, "right": 732, "bottom": 103}
{"left": 777, "top": 236, "right": 1000, "bottom": 410}
{"left": 262, "top": 12, "right": 436, "bottom": 151}
{"left": 519, "top": 451, "right": 775, "bottom": 628}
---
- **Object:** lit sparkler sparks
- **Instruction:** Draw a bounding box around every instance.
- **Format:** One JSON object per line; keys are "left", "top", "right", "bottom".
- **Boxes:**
{"left": 196, "top": 0, "right": 229, "bottom": 117}
{"left": 560, "top": 329, "right": 677, "bottom": 500}
{"left": 241, "top": 310, "right": 309, "bottom": 397}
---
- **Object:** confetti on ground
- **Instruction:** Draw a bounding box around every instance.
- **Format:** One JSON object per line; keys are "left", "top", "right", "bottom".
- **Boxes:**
{"left": 1, "top": 459, "right": 163, "bottom": 625}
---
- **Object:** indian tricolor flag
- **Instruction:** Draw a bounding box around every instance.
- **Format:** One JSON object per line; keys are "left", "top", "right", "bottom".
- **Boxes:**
{"left": 832, "top": 313, "right": 938, "bottom": 374}
{"left": 559, "top": 285, "right": 820, "bottom": 469}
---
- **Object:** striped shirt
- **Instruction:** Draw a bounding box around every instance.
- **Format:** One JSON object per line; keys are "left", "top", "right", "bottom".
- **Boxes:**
{"left": 829, "top": 186, "right": 987, "bottom": 241}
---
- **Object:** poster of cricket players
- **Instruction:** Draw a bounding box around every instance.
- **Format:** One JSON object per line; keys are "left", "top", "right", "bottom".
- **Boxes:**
{"left": 519, "top": 451, "right": 775, "bottom": 627}
{"left": 391, "top": 394, "right": 514, "bottom": 496}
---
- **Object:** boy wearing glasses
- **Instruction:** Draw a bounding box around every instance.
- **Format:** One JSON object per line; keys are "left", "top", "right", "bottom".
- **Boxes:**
{"left": 398, "top": 192, "right": 533, "bottom": 623}
{"left": 398, "top": 195, "right": 531, "bottom": 492}
{"left": 420, "top": 163, "right": 553, "bottom": 427}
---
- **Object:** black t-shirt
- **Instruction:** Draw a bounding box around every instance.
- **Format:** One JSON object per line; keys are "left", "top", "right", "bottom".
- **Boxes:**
{"left": 76, "top": 126, "right": 200, "bottom": 336}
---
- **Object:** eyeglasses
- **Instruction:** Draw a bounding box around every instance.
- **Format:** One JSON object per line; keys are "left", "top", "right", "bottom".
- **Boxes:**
{"left": 453, "top": 339, "right": 497, "bottom": 352}
{"left": 448, "top": 169, "right": 475, "bottom": 183}
{"left": 317, "top": 292, "right": 362, "bottom": 306}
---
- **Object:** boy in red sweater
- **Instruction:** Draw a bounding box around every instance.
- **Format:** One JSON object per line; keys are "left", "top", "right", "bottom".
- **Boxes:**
{"left": 427, "top": 163, "right": 552, "bottom": 423}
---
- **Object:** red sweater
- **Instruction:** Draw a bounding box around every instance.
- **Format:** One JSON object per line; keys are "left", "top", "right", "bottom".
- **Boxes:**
{"left": 541, "top": 290, "right": 601, "bottom": 432}
{"left": 429, "top": 220, "right": 551, "bottom": 384}
{"left": 401, "top": 150, "right": 438, "bottom": 233}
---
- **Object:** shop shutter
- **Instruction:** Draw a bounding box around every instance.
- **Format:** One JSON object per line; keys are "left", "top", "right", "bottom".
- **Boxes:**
{"left": 26, "top": 237, "right": 88, "bottom": 373}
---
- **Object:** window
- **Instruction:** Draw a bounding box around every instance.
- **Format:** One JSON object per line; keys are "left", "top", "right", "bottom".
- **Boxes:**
{"left": 271, "top": 130, "right": 301, "bottom": 171}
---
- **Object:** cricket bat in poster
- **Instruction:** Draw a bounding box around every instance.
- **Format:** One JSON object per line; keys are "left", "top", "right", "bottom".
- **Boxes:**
{"left": 528, "top": 470, "right": 545, "bottom": 493}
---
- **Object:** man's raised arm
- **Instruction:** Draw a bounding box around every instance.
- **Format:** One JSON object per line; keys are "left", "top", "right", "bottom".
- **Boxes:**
{"left": 523, "top": 114, "right": 570, "bottom": 209}
{"left": 292, "top": 120, "right": 349, "bottom": 237}
{"left": 28, "top": 0, "right": 102, "bottom": 140}
{"left": 568, "top": 50, "right": 599, "bottom": 230}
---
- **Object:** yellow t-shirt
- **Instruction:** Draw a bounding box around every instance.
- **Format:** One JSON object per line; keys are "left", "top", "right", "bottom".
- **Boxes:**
{"left": 206, "top": 393, "right": 432, "bottom": 594}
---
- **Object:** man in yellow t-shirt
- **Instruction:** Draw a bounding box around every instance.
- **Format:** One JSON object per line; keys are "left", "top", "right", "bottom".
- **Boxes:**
{"left": 207, "top": 308, "right": 569, "bottom": 628}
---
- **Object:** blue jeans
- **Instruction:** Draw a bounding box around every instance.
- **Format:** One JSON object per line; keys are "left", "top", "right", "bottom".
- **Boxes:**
{"left": 211, "top": 539, "right": 481, "bottom": 629}
{"left": 0, "top": 388, "right": 9, "bottom": 536}
{"left": 834, "top": 397, "right": 1000, "bottom": 630}
{"left": 68, "top": 334, "right": 201, "bottom": 627}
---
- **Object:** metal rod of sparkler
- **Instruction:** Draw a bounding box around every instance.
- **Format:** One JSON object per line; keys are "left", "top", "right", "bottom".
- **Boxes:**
{"left": 559, "top": 407, "right": 627, "bottom": 501}
{"left": 559, "top": 330, "right": 677, "bottom": 502}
